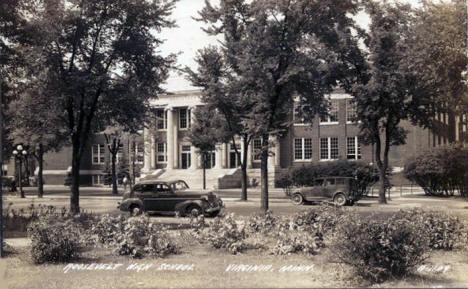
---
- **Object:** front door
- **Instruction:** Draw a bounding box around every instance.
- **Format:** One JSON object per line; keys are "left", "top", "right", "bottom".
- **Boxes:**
{"left": 204, "top": 151, "right": 216, "bottom": 169}
{"left": 180, "top": 145, "right": 191, "bottom": 169}
{"left": 229, "top": 143, "right": 239, "bottom": 168}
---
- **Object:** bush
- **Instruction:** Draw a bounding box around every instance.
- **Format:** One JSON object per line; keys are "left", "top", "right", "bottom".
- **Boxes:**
{"left": 92, "top": 214, "right": 179, "bottom": 258}
{"left": 391, "top": 208, "right": 466, "bottom": 250}
{"left": 27, "top": 217, "right": 89, "bottom": 264}
{"left": 404, "top": 144, "right": 468, "bottom": 196}
{"left": 330, "top": 213, "right": 430, "bottom": 283}
{"left": 271, "top": 226, "right": 324, "bottom": 256}
{"left": 196, "top": 213, "right": 249, "bottom": 254}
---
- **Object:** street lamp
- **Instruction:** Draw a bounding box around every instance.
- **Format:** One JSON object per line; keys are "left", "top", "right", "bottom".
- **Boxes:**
{"left": 12, "top": 144, "right": 28, "bottom": 198}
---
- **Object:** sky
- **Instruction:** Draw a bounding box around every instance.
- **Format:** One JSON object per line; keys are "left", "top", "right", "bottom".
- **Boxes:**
{"left": 159, "top": 0, "right": 422, "bottom": 92}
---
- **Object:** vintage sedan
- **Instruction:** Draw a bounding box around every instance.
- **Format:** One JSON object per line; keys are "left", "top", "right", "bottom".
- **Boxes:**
{"left": 290, "top": 177, "right": 359, "bottom": 206}
{"left": 118, "top": 180, "right": 224, "bottom": 217}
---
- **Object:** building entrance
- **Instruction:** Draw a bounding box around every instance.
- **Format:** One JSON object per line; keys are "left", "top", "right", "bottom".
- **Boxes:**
{"left": 180, "top": 145, "right": 191, "bottom": 169}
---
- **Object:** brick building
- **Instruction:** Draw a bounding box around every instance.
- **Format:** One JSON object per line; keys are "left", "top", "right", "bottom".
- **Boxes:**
{"left": 7, "top": 89, "right": 466, "bottom": 188}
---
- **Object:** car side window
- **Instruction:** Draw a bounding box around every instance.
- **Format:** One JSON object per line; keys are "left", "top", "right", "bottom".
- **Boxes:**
{"left": 133, "top": 184, "right": 143, "bottom": 192}
{"left": 336, "top": 178, "right": 345, "bottom": 185}
{"left": 314, "top": 179, "right": 324, "bottom": 186}
{"left": 325, "top": 178, "right": 336, "bottom": 186}
{"left": 156, "top": 184, "right": 172, "bottom": 193}
{"left": 141, "top": 184, "right": 156, "bottom": 192}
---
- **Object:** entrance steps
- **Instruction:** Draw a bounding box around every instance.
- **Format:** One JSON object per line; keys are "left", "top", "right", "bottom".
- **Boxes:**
{"left": 141, "top": 167, "right": 279, "bottom": 189}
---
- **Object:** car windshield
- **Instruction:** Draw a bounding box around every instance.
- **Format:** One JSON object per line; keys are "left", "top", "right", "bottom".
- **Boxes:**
{"left": 172, "top": 181, "right": 189, "bottom": 191}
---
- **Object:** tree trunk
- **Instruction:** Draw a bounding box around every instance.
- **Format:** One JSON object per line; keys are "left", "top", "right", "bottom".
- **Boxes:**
{"left": 240, "top": 138, "right": 248, "bottom": 201}
{"left": 260, "top": 134, "right": 269, "bottom": 212}
{"left": 70, "top": 140, "right": 81, "bottom": 214}
{"left": 37, "top": 144, "right": 44, "bottom": 198}
{"left": 201, "top": 152, "right": 205, "bottom": 190}
{"left": 374, "top": 131, "right": 387, "bottom": 204}
{"left": 111, "top": 152, "right": 118, "bottom": 195}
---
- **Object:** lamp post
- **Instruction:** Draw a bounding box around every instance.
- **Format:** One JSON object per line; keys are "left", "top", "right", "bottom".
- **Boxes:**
{"left": 13, "top": 144, "right": 28, "bottom": 198}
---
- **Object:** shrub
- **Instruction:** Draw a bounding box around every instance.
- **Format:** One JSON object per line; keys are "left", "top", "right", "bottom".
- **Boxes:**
{"left": 27, "top": 217, "right": 88, "bottom": 264}
{"left": 404, "top": 144, "right": 468, "bottom": 196}
{"left": 271, "top": 226, "right": 324, "bottom": 256}
{"left": 246, "top": 210, "right": 278, "bottom": 234}
{"left": 93, "top": 214, "right": 179, "bottom": 258}
{"left": 330, "top": 213, "right": 430, "bottom": 283}
{"left": 196, "top": 213, "right": 248, "bottom": 254}
{"left": 391, "top": 208, "right": 465, "bottom": 250}
{"left": 91, "top": 214, "right": 127, "bottom": 245}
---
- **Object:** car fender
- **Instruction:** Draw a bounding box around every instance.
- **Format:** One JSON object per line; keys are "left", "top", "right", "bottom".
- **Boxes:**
{"left": 120, "top": 198, "right": 144, "bottom": 211}
{"left": 174, "top": 200, "right": 204, "bottom": 213}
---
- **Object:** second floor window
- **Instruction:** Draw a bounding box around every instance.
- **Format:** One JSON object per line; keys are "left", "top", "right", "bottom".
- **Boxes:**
{"left": 156, "top": 109, "right": 167, "bottom": 130}
{"left": 320, "top": 100, "right": 339, "bottom": 124}
{"left": 92, "top": 144, "right": 105, "bottom": 164}
{"left": 346, "top": 100, "right": 357, "bottom": 123}
{"left": 179, "top": 108, "right": 190, "bottom": 129}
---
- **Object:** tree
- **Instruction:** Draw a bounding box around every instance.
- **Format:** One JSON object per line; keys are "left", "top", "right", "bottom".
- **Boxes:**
{"left": 196, "top": 0, "right": 362, "bottom": 211}
{"left": 8, "top": 87, "right": 67, "bottom": 197}
{"left": 186, "top": 106, "right": 227, "bottom": 190}
{"left": 406, "top": 0, "right": 467, "bottom": 142}
{"left": 22, "top": 0, "right": 176, "bottom": 213}
{"left": 186, "top": 46, "right": 257, "bottom": 200}
{"left": 351, "top": 1, "right": 436, "bottom": 204}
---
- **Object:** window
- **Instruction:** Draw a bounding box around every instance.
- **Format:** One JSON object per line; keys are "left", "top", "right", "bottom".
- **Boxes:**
{"left": 293, "top": 103, "right": 311, "bottom": 124}
{"left": 92, "top": 175, "right": 104, "bottom": 185}
{"left": 92, "top": 144, "right": 105, "bottom": 164}
{"left": 156, "top": 109, "right": 167, "bottom": 130}
{"left": 346, "top": 100, "right": 357, "bottom": 123}
{"left": 347, "top": 137, "right": 361, "bottom": 160}
{"left": 320, "top": 137, "right": 339, "bottom": 160}
{"left": 320, "top": 100, "right": 339, "bottom": 124}
{"left": 253, "top": 139, "right": 262, "bottom": 161}
{"left": 157, "top": 142, "right": 167, "bottom": 163}
{"left": 179, "top": 108, "right": 190, "bottom": 129}
{"left": 294, "top": 138, "right": 312, "bottom": 160}
{"left": 133, "top": 142, "right": 144, "bottom": 164}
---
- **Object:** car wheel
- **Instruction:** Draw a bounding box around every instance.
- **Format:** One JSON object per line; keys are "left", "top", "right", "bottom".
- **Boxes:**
{"left": 333, "top": 193, "right": 347, "bottom": 206}
{"left": 291, "top": 193, "right": 304, "bottom": 205}
{"left": 186, "top": 205, "right": 202, "bottom": 217}
{"left": 130, "top": 205, "right": 142, "bottom": 216}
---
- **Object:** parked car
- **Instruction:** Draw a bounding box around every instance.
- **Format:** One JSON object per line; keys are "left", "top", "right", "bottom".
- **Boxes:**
{"left": 289, "top": 177, "right": 360, "bottom": 206}
{"left": 118, "top": 180, "right": 224, "bottom": 217}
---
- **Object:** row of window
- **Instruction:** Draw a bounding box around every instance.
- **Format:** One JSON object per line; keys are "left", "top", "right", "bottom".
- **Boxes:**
{"left": 92, "top": 143, "right": 144, "bottom": 165}
{"left": 294, "top": 137, "right": 361, "bottom": 161}
{"left": 156, "top": 108, "right": 191, "bottom": 130}
{"left": 295, "top": 99, "right": 357, "bottom": 124}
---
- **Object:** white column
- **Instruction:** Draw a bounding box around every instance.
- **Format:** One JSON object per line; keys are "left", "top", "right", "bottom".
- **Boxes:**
{"left": 173, "top": 108, "right": 179, "bottom": 168}
{"left": 190, "top": 146, "right": 198, "bottom": 169}
{"left": 214, "top": 144, "right": 222, "bottom": 169}
{"left": 220, "top": 143, "right": 226, "bottom": 169}
{"left": 143, "top": 127, "right": 151, "bottom": 172}
{"left": 223, "top": 143, "right": 229, "bottom": 168}
{"left": 275, "top": 137, "right": 280, "bottom": 168}
{"left": 166, "top": 108, "right": 174, "bottom": 169}
{"left": 455, "top": 115, "right": 460, "bottom": 142}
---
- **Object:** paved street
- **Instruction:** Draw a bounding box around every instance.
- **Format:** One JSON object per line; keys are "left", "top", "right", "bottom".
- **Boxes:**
{"left": 4, "top": 186, "right": 468, "bottom": 220}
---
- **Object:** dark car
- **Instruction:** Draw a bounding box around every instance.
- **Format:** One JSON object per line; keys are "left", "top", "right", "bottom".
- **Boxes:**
{"left": 118, "top": 180, "right": 224, "bottom": 217}
{"left": 290, "top": 177, "right": 359, "bottom": 206}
